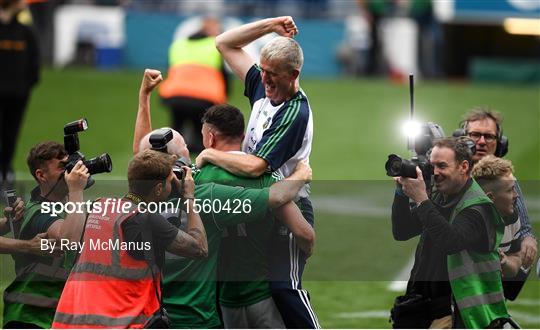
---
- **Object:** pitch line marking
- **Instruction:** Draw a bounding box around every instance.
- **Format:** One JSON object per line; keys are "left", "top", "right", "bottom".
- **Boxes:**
{"left": 387, "top": 254, "right": 415, "bottom": 292}
{"left": 507, "top": 298, "right": 540, "bottom": 307}
{"left": 336, "top": 311, "right": 390, "bottom": 319}
{"left": 508, "top": 310, "right": 540, "bottom": 325}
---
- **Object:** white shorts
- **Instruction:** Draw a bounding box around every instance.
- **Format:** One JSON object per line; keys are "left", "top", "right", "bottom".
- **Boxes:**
{"left": 221, "top": 296, "right": 285, "bottom": 329}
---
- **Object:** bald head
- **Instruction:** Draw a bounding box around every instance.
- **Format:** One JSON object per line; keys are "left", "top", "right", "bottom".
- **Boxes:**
{"left": 139, "top": 127, "right": 190, "bottom": 159}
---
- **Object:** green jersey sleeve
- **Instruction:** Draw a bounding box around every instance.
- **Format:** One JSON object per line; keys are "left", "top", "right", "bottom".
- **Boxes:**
{"left": 195, "top": 183, "right": 270, "bottom": 229}
{"left": 21, "top": 212, "right": 61, "bottom": 240}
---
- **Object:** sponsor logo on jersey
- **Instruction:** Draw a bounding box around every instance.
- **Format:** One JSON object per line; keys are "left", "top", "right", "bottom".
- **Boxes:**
{"left": 263, "top": 117, "right": 271, "bottom": 130}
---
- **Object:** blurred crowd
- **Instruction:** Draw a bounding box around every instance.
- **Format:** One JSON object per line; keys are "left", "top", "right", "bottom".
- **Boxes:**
{"left": 63, "top": 0, "right": 350, "bottom": 18}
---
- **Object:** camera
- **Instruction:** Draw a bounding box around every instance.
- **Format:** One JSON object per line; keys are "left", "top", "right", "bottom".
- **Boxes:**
{"left": 4, "top": 189, "right": 21, "bottom": 238}
{"left": 149, "top": 128, "right": 191, "bottom": 180}
{"left": 63, "top": 119, "right": 113, "bottom": 188}
{"left": 385, "top": 122, "right": 445, "bottom": 186}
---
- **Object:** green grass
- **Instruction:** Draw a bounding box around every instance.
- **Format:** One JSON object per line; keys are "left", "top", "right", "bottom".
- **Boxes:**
{"left": 13, "top": 68, "right": 540, "bottom": 180}
{"left": 2, "top": 68, "right": 539, "bottom": 328}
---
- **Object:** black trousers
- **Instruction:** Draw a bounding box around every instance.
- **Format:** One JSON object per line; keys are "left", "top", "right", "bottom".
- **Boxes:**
{"left": 270, "top": 197, "right": 320, "bottom": 328}
{"left": 0, "top": 94, "right": 28, "bottom": 182}
{"left": 162, "top": 96, "right": 214, "bottom": 154}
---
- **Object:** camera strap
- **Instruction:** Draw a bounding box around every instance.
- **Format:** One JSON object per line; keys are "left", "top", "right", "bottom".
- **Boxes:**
{"left": 140, "top": 214, "right": 169, "bottom": 327}
{"left": 42, "top": 175, "right": 64, "bottom": 201}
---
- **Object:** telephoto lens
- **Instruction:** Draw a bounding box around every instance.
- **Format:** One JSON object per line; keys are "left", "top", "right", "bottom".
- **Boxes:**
{"left": 385, "top": 154, "right": 418, "bottom": 178}
{"left": 84, "top": 153, "right": 113, "bottom": 175}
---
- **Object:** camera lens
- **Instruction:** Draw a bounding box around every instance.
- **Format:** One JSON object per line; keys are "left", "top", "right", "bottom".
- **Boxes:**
{"left": 84, "top": 153, "right": 113, "bottom": 175}
{"left": 385, "top": 154, "right": 404, "bottom": 177}
{"left": 385, "top": 154, "right": 418, "bottom": 178}
{"left": 400, "top": 159, "right": 419, "bottom": 178}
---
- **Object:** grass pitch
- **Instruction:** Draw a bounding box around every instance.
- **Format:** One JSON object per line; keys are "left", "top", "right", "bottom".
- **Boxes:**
{"left": 1, "top": 68, "right": 539, "bottom": 328}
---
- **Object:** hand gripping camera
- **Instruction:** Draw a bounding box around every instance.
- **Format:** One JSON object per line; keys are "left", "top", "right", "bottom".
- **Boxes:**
{"left": 149, "top": 128, "right": 191, "bottom": 180}
{"left": 63, "top": 119, "right": 113, "bottom": 188}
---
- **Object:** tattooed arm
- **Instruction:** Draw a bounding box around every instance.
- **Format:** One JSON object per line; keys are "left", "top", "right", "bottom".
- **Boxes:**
{"left": 166, "top": 199, "right": 208, "bottom": 259}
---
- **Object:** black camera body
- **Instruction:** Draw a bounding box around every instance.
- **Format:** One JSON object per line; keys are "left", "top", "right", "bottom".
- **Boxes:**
{"left": 149, "top": 128, "right": 190, "bottom": 180}
{"left": 4, "top": 189, "right": 21, "bottom": 237}
{"left": 385, "top": 122, "right": 445, "bottom": 188}
{"left": 63, "top": 119, "right": 112, "bottom": 188}
{"left": 172, "top": 157, "right": 190, "bottom": 181}
{"left": 386, "top": 154, "right": 433, "bottom": 183}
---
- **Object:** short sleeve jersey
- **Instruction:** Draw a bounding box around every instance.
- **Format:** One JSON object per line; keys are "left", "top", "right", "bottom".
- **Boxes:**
{"left": 195, "top": 161, "right": 282, "bottom": 307}
{"left": 162, "top": 178, "right": 270, "bottom": 328}
{"left": 243, "top": 64, "right": 313, "bottom": 191}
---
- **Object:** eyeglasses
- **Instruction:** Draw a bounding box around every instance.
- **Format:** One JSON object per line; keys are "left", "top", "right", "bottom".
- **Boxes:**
{"left": 467, "top": 131, "right": 498, "bottom": 143}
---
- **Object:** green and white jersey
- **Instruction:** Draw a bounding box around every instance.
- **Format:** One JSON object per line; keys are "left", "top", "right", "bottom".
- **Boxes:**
{"left": 195, "top": 162, "right": 282, "bottom": 308}
{"left": 244, "top": 64, "right": 312, "bottom": 198}
{"left": 162, "top": 176, "right": 271, "bottom": 328}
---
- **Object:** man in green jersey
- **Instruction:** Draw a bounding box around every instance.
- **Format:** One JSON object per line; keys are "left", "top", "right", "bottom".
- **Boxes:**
{"left": 199, "top": 104, "right": 315, "bottom": 328}
{"left": 132, "top": 69, "right": 313, "bottom": 328}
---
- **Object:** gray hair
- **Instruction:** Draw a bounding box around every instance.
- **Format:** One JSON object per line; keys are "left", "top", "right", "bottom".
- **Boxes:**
{"left": 139, "top": 127, "right": 189, "bottom": 159}
{"left": 463, "top": 107, "right": 503, "bottom": 135}
{"left": 260, "top": 36, "right": 304, "bottom": 72}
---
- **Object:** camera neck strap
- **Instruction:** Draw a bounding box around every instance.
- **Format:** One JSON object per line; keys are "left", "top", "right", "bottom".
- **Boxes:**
{"left": 41, "top": 175, "right": 64, "bottom": 201}
{"left": 140, "top": 214, "right": 165, "bottom": 316}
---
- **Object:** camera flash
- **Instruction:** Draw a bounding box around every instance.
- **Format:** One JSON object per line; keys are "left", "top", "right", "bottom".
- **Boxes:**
{"left": 402, "top": 120, "right": 421, "bottom": 138}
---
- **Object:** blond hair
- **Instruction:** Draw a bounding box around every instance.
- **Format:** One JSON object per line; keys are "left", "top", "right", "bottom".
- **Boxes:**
{"left": 472, "top": 155, "right": 514, "bottom": 193}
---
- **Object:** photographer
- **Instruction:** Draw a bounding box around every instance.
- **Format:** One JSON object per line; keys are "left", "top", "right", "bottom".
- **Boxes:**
{"left": 3, "top": 141, "right": 88, "bottom": 329}
{"left": 391, "top": 137, "right": 509, "bottom": 329}
{"left": 458, "top": 108, "right": 537, "bottom": 270}
{"left": 52, "top": 149, "right": 207, "bottom": 328}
